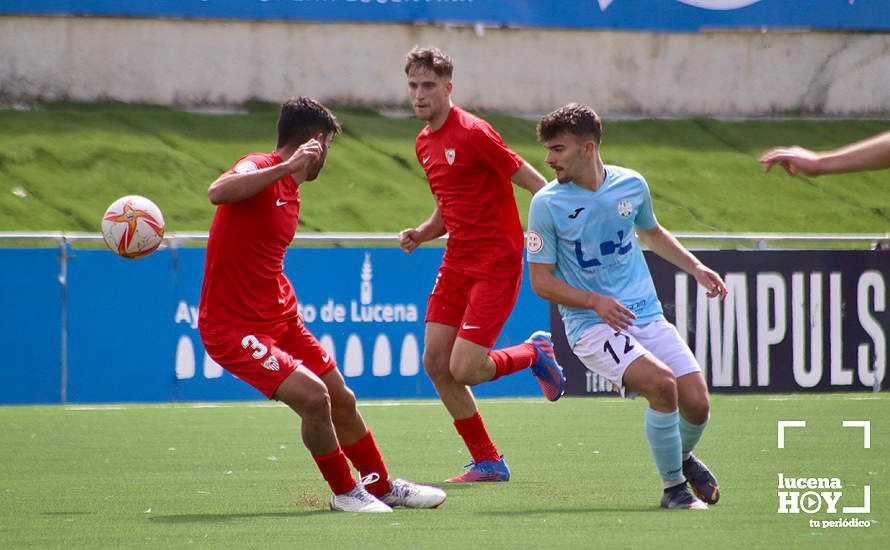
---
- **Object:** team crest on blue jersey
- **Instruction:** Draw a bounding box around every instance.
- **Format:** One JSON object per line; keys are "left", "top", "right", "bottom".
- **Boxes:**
{"left": 445, "top": 148, "right": 456, "bottom": 165}
{"left": 526, "top": 231, "right": 544, "bottom": 253}
{"left": 617, "top": 199, "right": 633, "bottom": 218}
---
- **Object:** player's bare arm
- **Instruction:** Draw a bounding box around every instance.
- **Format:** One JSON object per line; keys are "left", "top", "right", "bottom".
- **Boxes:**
{"left": 208, "top": 138, "right": 324, "bottom": 204}
{"left": 399, "top": 207, "right": 446, "bottom": 254}
{"left": 759, "top": 130, "right": 890, "bottom": 177}
{"left": 528, "top": 262, "right": 636, "bottom": 330}
{"left": 637, "top": 225, "right": 727, "bottom": 299}
{"left": 510, "top": 162, "right": 548, "bottom": 195}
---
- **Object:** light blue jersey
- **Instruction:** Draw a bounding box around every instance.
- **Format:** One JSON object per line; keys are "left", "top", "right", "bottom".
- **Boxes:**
{"left": 527, "top": 165, "right": 664, "bottom": 348}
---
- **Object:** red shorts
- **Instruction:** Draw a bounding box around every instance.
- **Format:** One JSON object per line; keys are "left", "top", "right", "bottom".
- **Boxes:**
{"left": 199, "top": 318, "right": 336, "bottom": 399}
{"left": 425, "top": 265, "right": 521, "bottom": 348}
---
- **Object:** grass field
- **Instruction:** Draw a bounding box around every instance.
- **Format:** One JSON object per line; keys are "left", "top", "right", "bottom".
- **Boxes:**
{"left": 1, "top": 102, "right": 888, "bottom": 548}
{"left": 1, "top": 102, "right": 889, "bottom": 236}
{"left": 1, "top": 394, "right": 886, "bottom": 549}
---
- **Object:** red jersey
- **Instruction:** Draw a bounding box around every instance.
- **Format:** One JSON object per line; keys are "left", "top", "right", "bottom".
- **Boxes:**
{"left": 416, "top": 106, "right": 525, "bottom": 277}
{"left": 199, "top": 152, "right": 301, "bottom": 329}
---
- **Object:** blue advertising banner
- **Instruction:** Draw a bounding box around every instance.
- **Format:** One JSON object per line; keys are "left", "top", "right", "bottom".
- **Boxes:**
{"left": 0, "top": 248, "right": 63, "bottom": 405}
{"left": 3, "top": 245, "right": 885, "bottom": 404}
{"left": 3, "top": 0, "right": 889, "bottom": 32}
{"left": 0, "top": 246, "right": 547, "bottom": 404}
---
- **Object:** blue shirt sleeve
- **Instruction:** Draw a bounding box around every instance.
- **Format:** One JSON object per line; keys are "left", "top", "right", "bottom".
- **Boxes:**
{"left": 634, "top": 176, "right": 658, "bottom": 230}
{"left": 527, "top": 192, "right": 557, "bottom": 264}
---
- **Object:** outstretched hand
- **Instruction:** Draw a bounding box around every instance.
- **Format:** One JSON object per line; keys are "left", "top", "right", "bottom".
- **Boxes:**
{"left": 758, "top": 146, "right": 822, "bottom": 177}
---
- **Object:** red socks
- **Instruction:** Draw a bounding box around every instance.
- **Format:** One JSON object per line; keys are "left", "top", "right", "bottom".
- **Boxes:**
{"left": 312, "top": 448, "right": 356, "bottom": 496}
{"left": 454, "top": 412, "right": 500, "bottom": 463}
{"left": 450, "top": 345, "right": 532, "bottom": 462}
{"left": 342, "top": 430, "right": 392, "bottom": 498}
{"left": 488, "top": 343, "right": 536, "bottom": 381}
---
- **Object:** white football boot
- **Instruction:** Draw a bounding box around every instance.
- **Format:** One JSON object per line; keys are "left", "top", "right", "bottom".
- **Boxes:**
{"left": 329, "top": 476, "right": 392, "bottom": 513}
{"left": 382, "top": 478, "right": 447, "bottom": 509}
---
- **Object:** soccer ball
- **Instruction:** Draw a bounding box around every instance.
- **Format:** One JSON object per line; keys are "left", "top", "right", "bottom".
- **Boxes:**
{"left": 101, "top": 195, "right": 166, "bottom": 259}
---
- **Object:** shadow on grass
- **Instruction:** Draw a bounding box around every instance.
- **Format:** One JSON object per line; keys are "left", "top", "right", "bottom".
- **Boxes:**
{"left": 150, "top": 510, "right": 329, "bottom": 523}
{"left": 480, "top": 506, "right": 664, "bottom": 515}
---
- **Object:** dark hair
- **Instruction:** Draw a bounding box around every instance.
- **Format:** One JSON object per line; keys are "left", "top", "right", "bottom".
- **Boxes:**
{"left": 537, "top": 103, "right": 603, "bottom": 145}
{"left": 277, "top": 97, "right": 341, "bottom": 149}
{"left": 404, "top": 46, "right": 454, "bottom": 78}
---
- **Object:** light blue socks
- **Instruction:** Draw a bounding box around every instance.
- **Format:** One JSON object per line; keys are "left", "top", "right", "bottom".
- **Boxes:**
{"left": 679, "top": 415, "right": 708, "bottom": 458}
{"left": 645, "top": 408, "right": 683, "bottom": 488}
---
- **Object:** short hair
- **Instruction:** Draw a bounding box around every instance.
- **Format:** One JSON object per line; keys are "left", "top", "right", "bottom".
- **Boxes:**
{"left": 537, "top": 103, "right": 603, "bottom": 145}
{"left": 277, "top": 97, "right": 341, "bottom": 149}
{"left": 404, "top": 46, "right": 454, "bottom": 78}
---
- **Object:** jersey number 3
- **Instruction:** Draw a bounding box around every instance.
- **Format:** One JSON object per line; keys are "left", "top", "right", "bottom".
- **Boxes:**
{"left": 241, "top": 335, "right": 268, "bottom": 359}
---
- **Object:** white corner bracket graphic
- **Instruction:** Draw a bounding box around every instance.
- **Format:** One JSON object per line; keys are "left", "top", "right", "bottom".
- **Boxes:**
{"left": 777, "top": 420, "right": 806, "bottom": 449}
{"left": 840, "top": 420, "right": 872, "bottom": 513}
{"left": 842, "top": 485, "right": 871, "bottom": 514}
{"left": 842, "top": 420, "right": 871, "bottom": 449}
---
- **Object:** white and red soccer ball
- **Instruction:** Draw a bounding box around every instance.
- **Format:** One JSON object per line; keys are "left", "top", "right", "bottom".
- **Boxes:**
{"left": 101, "top": 195, "right": 166, "bottom": 259}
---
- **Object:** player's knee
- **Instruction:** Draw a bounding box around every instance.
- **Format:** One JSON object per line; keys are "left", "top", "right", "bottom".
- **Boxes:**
{"left": 683, "top": 394, "right": 710, "bottom": 424}
{"left": 448, "top": 361, "right": 477, "bottom": 385}
{"left": 330, "top": 386, "right": 357, "bottom": 419}
{"left": 297, "top": 389, "right": 332, "bottom": 422}
{"left": 655, "top": 375, "right": 677, "bottom": 401}
{"left": 646, "top": 371, "right": 678, "bottom": 410}
{"left": 423, "top": 350, "right": 451, "bottom": 380}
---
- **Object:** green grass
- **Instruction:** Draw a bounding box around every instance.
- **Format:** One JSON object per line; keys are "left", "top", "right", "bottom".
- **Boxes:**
{"left": 1, "top": 394, "right": 886, "bottom": 548}
{"left": 0, "top": 102, "right": 888, "bottom": 236}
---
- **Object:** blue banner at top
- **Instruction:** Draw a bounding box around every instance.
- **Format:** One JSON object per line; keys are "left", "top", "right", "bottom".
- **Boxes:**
{"left": 3, "top": 0, "right": 889, "bottom": 32}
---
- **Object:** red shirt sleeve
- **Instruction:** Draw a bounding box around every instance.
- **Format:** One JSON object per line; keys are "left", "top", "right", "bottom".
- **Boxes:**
{"left": 469, "top": 121, "right": 524, "bottom": 181}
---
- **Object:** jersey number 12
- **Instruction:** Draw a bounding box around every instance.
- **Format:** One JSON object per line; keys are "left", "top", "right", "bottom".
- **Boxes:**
{"left": 603, "top": 332, "right": 634, "bottom": 364}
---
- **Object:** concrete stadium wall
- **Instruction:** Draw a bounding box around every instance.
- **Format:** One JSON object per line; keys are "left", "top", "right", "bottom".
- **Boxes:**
{"left": 1, "top": 15, "right": 889, "bottom": 116}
